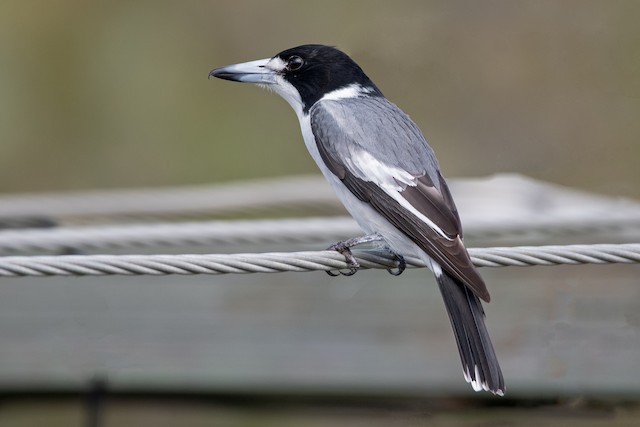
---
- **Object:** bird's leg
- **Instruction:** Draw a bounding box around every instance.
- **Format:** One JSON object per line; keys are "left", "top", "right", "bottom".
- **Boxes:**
{"left": 326, "top": 233, "right": 384, "bottom": 277}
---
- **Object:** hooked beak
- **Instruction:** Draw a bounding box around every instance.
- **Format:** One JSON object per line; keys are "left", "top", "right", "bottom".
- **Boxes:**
{"left": 208, "top": 58, "right": 277, "bottom": 84}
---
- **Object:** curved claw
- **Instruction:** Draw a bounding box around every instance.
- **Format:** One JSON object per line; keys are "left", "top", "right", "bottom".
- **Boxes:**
{"left": 339, "top": 267, "right": 359, "bottom": 276}
{"left": 386, "top": 253, "right": 406, "bottom": 276}
{"left": 325, "top": 267, "right": 358, "bottom": 277}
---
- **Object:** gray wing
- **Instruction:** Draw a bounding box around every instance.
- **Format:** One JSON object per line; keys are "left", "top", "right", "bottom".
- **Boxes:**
{"left": 311, "top": 97, "right": 490, "bottom": 302}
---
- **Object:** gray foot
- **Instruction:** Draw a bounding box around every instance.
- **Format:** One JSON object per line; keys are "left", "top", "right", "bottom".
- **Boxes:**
{"left": 326, "top": 233, "right": 384, "bottom": 277}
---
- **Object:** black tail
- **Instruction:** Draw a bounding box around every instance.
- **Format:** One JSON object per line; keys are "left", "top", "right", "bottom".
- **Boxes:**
{"left": 437, "top": 271, "right": 505, "bottom": 395}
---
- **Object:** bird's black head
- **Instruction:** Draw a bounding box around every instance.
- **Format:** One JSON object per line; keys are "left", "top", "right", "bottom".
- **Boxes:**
{"left": 272, "top": 44, "right": 382, "bottom": 110}
{"left": 209, "top": 44, "right": 383, "bottom": 114}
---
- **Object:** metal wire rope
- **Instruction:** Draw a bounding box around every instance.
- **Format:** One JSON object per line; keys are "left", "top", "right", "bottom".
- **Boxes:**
{"left": 1, "top": 243, "right": 638, "bottom": 277}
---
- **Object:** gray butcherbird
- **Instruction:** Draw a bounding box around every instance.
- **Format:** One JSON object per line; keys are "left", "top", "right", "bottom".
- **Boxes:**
{"left": 209, "top": 44, "right": 504, "bottom": 395}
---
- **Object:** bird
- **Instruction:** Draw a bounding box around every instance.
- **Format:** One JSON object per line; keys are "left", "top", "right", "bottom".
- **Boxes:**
{"left": 209, "top": 44, "right": 504, "bottom": 395}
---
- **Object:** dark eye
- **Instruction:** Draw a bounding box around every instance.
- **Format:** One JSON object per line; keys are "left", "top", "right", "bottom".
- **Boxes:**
{"left": 288, "top": 55, "right": 304, "bottom": 71}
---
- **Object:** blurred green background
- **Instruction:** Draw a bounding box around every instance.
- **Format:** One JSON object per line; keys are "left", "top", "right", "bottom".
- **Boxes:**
{"left": 1, "top": 0, "right": 639, "bottom": 197}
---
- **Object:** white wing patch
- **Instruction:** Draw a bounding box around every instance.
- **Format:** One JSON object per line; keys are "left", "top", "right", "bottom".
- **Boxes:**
{"left": 348, "top": 150, "right": 454, "bottom": 241}
{"left": 347, "top": 150, "right": 416, "bottom": 190}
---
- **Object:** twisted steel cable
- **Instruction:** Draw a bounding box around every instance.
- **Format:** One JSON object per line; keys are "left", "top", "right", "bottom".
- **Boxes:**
{"left": 1, "top": 243, "right": 638, "bottom": 278}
